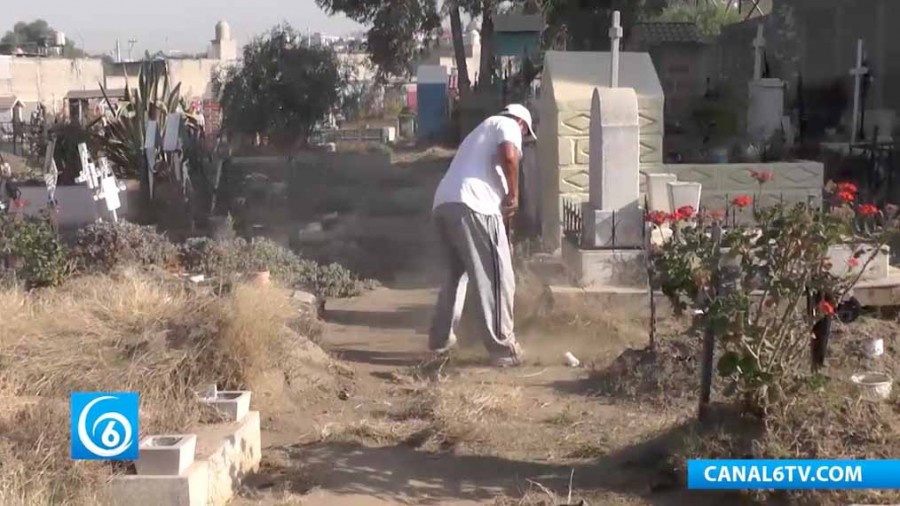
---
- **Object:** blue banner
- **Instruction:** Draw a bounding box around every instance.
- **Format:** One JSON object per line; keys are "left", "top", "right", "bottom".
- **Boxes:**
{"left": 688, "top": 460, "right": 900, "bottom": 490}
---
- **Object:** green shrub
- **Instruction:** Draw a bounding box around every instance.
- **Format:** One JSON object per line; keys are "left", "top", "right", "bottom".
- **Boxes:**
{"left": 74, "top": 221, "right": 180, "bottom": 272}
{"left": 0, "top": 213, "right": 69, "bottom": 288}
{"left": 179, "top": 236, "right": 375, "bottom": 298}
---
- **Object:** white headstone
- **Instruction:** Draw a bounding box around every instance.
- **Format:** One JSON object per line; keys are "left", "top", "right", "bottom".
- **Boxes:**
{"left": 850, "top": 39, "right": 868, "bottom": 144}
{"left": 163, "top": 113, "right": 182, "bottom": 151}
{"left": 644, "top": 172, "right": 677, "bottom": 212}
{"left": 582, "top": 86, "right": 642, "bottom": 248}
{"left": 747, "top": 78, "right": 784, "bottom": 143}
{"left": 145, "top": 120, "right": 158, "bottom": 149}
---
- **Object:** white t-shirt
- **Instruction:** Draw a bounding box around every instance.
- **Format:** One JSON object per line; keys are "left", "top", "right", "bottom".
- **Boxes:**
{"left": 433, "top": 115, "right": 522, "bottom": 216}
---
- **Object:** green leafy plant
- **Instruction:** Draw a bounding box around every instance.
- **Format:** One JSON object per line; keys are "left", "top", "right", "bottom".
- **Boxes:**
{"left": 73, "top": 221, "right": 180, "bottom": 272}
{"left": 649, "top": 176, "right": 897, "bottom": 414}
{"left": 0, "top": 213, "right": 69, "bottom": 288}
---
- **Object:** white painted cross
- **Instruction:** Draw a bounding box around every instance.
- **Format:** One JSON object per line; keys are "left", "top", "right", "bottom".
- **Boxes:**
{"left": 752, "top": 24, "right": 766, "bottom": 81}
{"left": 608, "top": 10, "right": 622, "bottom": 88}
{"left": 849, "top": 38, "right": 868, "bottom": 145}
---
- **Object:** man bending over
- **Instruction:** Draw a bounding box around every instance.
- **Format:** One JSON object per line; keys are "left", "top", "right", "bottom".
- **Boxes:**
{"left": 429, "top": 103, "right": 536, "bottom": 367}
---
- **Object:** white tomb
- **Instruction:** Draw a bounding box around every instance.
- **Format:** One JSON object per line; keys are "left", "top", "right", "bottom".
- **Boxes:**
{"left": 538, "top": 49, "right": 664, "bottom": 253}
{"left": 560, "top": 12, "right": 651, "bottom": 289}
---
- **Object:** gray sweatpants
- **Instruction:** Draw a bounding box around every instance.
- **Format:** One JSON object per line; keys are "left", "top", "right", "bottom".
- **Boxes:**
{"left": 429, "top": 202, "right": 517, "bottom": 358}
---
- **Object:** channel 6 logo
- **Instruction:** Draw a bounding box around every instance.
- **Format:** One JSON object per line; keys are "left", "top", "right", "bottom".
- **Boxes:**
{"left": 70, "top": 392, "right": 139, "bottom": 460}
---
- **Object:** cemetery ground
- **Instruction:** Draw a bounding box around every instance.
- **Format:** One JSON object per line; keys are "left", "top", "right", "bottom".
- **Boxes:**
{"left": 2, "top": 147, "right": 900, "bottom": 505}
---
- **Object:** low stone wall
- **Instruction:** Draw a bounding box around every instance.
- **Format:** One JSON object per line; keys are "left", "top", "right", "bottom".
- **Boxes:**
{"left": 641, "top": 160, "right": 825, "bottom": 211}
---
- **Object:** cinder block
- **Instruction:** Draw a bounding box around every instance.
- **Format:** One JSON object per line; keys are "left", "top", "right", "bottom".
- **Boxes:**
{"left": 136, "top": 434, "right": 197, "bottom": 476}
{"left": 200, "top": 391, "right": 251, "bottom": 423}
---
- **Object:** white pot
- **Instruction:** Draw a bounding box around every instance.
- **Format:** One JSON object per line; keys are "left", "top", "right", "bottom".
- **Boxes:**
{"left": 850, "top": 372, "right": 893, "bottom": 401}
{"left": 864, "top": 337, "right": 884, "bottom": 358}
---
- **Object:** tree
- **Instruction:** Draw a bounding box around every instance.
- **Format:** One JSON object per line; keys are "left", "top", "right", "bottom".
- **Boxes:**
{"left": 316, "top": 0, "right": 441, "bottom": 81}
{"left": 652, "top": 1, "right": 743, "bottom": 37}
{"left": 216, "top": 24, "right": 345, "bottom": 147}
{"left": 543, "top": 0, "right": 668, "bottom": 50}
{"left": 0, "top": 19, "right": 85, "bottom": 57}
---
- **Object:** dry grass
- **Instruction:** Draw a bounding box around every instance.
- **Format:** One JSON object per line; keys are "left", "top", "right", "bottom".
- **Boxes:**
{"left": 321, "top": 379, "right": 523, "bottom": 452}
{"left": 0, "top": 268, "right": 340, "bottom": 504}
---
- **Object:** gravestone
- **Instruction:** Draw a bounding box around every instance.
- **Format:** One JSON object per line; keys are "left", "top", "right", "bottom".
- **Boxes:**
{"left": 538, "top": 49, "right": 664, "bottom": 253}
{"left": 746, "top": 25, "right": 785, "bottom": 144}
{"left": 582, "top": 87, "right": 642, "bottom": 248}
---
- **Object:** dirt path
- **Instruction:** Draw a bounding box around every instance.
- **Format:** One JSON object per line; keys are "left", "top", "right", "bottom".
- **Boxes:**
{"left": 232, "top": 150, "right": 730, "bottom": 506}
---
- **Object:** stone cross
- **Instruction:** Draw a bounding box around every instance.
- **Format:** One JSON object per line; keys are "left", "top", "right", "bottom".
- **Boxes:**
{"left": 752, "top": 24, "right": 765, "bottom": 81}
{"left": 849, "top": 38, "right": 868, "bottom": 144}
{"left": 608, "top": 10, "right": 622, "bottom": 88}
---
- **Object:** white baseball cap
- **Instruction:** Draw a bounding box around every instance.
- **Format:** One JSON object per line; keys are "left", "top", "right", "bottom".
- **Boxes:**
{"left": 501, "top": 103, "right": 537, "bottom": 140}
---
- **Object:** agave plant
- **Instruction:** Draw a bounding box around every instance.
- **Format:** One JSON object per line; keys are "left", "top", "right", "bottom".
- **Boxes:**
{"left": 97, "top": 57, "right": 189, "bottom": 179}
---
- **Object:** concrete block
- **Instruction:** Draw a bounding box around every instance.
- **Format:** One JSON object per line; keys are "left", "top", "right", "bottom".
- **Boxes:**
{"left": 581, "top": 204, "right": 643, "bottom": 248}
{"left": 637, "top": 98, "right": 664, "bottom": 135}
{"left": 829, "top": 244, "right": 890, "bottom": 282}
{"left": 558, "top": 136, "right": 577, "bottom": 166}
{"left": 558, "top": 111, "right": 591, "bottom": 135}
{"left": 560, "top": 166, "right": 589, "bottom": 193}
{"left": 561, "top": 238, "right": 648, "bottom": 289}
{"left": 200, "top": 391, "right": 251, "bottom": 423}
{"left": 546, "top": 284, "right": 671, "bottom": 319}
{"left": 639, "top": 134, "right": 664, "bottom": 164}
{"left": 111, "top": 460, "right": 208, "bottom": 506}
{"left": 136, "top": 435, "right": 197, "bottom": 476}
{"left": 574, "top": 137, "right": 591, "bottom": 165}
{"left": 644, "top": 173, "right": 677, "bottom": 212}
{"left": 198, "top": 411, "right": 262, "bottom": 506}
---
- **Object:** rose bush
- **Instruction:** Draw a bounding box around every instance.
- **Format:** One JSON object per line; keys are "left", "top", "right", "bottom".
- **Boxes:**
{"left": 648, "top": 174, "right": 899, "bottom": 414}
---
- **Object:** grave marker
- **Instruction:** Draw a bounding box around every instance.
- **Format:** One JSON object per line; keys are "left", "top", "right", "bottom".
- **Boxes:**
{"left": 849, "top": 39, "right": 868, "bottom": 144}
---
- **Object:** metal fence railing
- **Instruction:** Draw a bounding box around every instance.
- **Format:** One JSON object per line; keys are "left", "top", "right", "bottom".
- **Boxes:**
{"left": 562, "top": 198, "right": 582, "bottom": 245}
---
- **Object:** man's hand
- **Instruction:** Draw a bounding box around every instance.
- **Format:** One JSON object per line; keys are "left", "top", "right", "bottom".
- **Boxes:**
{"left": 502, "top": 193, "right": 518, "bottom": 218}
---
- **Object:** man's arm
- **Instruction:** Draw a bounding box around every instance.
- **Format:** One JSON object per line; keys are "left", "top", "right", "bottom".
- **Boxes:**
{"left": 498, "top": 141, "right": 520, "bottom": 217}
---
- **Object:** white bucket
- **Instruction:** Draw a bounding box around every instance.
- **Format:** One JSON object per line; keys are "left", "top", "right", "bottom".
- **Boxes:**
{"left": 864, "top": 337, "right": 885, "bottom": 358}
{"left": 850, "top": 372, "right": 893, "bottom": 401}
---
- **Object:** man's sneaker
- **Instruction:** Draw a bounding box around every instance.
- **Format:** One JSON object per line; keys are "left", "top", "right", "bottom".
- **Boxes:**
{"left": 430, "top": 333, "right": 458, "bottom": 357}
{"left": 490, "top": 341, "right": 524, "bottom": 368}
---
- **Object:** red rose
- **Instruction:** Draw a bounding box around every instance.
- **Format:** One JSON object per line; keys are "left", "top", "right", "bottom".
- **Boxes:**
{"left": 750, "top": 170, "right": 774, "bottom": 184}
{"left": 858, "top": 204, "right": 879, "bottom": 217}
{"left": 705, "top": 209, "right": 726, "bottom": 221}
{"left": 676, "top": 205, "right": 695, "bottom": 220}
{"left": 818, "top": 300, "right": 835, "bottom": 316}
{"left": 837, "top": 182, "right": 858, "bottom": 194}
{"left": 732, "top": 195, "right": 752, "bottom": 208}
{"left": 838, "top": 191, "right": 855, "bottom": 203}
{"left": 645, "top": 210, "right": 668, "bottom": 226}
{"left": 848, "top": 257, "right": 860, "bottom": 268}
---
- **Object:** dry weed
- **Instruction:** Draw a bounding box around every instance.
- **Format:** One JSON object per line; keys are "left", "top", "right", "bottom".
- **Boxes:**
{"left": 399, "top": 381, "right": 524, "bottom": 450}
{"left": 0, "top": 269, "right": 339, "bottom": 504}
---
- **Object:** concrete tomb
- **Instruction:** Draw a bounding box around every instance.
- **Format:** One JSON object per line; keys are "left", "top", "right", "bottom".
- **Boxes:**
{"left": 538, "top": 49, "right": 664, "bottom": 253}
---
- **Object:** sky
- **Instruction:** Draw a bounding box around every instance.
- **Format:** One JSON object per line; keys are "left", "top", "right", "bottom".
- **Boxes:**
{"left": 3, "top": 0, "right": 364, "bottom": 56}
